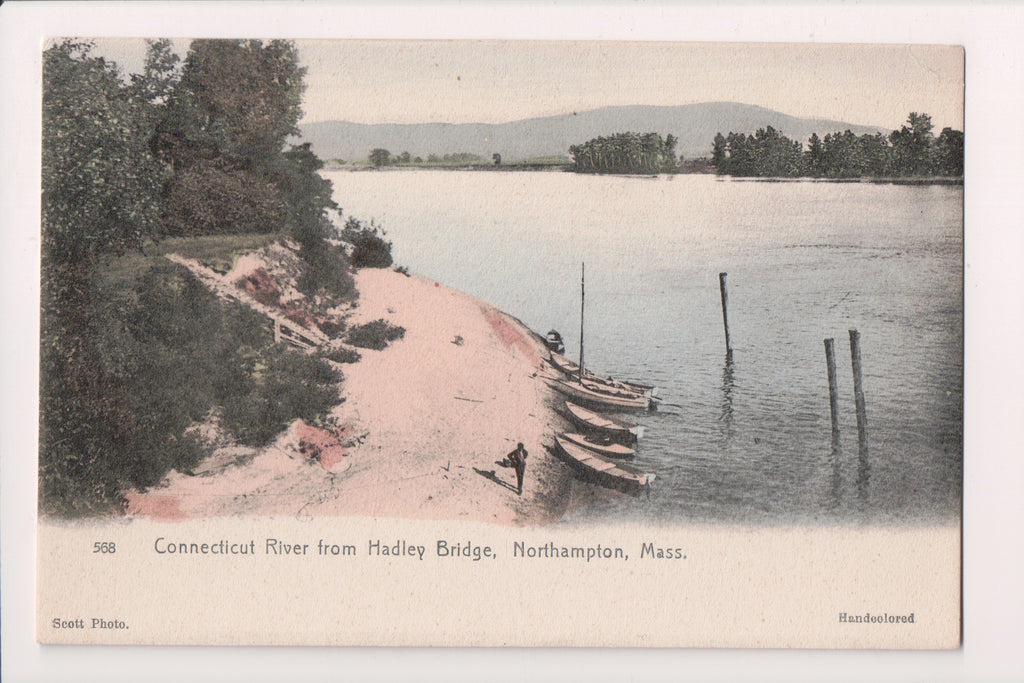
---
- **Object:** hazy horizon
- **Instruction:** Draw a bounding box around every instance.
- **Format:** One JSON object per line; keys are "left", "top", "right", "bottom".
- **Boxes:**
{"left": 85, "top": 39, "right": 963, "bottom": 134}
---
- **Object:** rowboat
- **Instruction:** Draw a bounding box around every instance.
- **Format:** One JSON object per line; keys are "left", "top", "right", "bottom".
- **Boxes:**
{"left": 564, "top": 401, "right": 643, "bottom": 444}
{"left": 548, "top": 378, "right": 651, "bottom": 411}
{"left": 548, "top": 352, "right": 659, "bottom": 399}
{"left": 554, "top": 435, "right": 653, "bottom": 492}
{"left": 560, "top": 431, "right": 635, "bottom": 459}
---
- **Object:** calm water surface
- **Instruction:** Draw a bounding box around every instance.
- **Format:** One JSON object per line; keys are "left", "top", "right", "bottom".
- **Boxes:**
{"left": 326, "top": 171, "right": 963, "bottom": 526}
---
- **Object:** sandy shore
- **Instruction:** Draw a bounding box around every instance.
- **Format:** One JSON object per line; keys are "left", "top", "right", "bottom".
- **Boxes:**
{"left": 124, "top": 268, "right": 576, "bottom": 525}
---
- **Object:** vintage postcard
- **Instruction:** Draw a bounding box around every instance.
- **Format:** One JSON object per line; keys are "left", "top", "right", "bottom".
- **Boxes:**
{"left": 33, "top": 37, "right": 963, "bottom": 649}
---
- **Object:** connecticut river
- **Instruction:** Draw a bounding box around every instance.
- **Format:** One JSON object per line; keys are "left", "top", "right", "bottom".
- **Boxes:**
{"left": 326, "top": 170, "right": 963, "bottom": 526}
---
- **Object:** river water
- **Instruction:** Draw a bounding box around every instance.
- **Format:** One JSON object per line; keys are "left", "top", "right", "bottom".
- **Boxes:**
{"left": 326, "top": 171, "right": 963, "bottom": 526}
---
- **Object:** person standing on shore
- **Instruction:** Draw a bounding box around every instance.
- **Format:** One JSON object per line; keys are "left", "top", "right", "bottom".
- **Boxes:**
{"left": 507, "top": 443, "right": 528, "bottom": 495}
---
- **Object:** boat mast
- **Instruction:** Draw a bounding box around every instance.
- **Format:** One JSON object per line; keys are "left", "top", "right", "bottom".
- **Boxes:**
{"left": 579, "top": 261, "right": 585, "bottom": 382}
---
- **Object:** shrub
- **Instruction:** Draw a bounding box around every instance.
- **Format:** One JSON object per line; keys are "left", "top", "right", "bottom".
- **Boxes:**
{"left": 296, "top": 238, "right": 357, "bottom": 301}
{"left": 342, "top": 217, "right": 393, "bottom": 269}
{"left": 39, "top": 261, "right": 341, "bottom": 515}
{"left": 319, "top": 319, "right": 345, "bottom": 338}
{"left": 322, "top": 346, "right": 362, "bottom": 364}
{"left": 345, "top": 319, "right": 405, "bottom": 350}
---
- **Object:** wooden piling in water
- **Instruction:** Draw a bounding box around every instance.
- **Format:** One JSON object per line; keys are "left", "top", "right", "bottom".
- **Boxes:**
{"left": 719, "top": 272, "right": 732, "bottom": 356}
{"left": 849, "top": 328, "right": 869, "bottom": 453}
{"left": 824, "top": 337, "right": 840, "bottom": 436}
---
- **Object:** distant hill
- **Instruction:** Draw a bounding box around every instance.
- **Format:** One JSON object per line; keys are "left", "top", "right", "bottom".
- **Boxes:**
{"left": 297, "top": 103, "right": 887, "bottom": 164}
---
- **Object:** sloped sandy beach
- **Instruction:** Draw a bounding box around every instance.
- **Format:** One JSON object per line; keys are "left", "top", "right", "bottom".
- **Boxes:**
{"left": 124, "top": 268, "right": 574, "bottom": 525}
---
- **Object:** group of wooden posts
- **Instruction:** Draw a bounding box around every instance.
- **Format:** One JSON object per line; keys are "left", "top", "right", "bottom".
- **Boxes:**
{"left": 717, "top": 272, "right": 869, "bottom": 454}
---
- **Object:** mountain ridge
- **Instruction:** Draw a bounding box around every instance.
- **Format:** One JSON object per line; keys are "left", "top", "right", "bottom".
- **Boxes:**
{"left": 297, "top": 102, "right": 889, "bottom": 163}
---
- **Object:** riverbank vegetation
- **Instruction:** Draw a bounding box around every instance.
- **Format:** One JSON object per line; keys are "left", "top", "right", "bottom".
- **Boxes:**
{"left": 40, "top": 39, "right": 391, "bottom": 515}
{"left": 710, "top": 113, "right": 963, "bottom": 179}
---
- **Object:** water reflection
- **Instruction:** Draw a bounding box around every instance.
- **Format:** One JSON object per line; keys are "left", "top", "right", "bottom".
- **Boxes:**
{"left": 718, "top": 354, "right": 735, "bottom": 447}
{"left": 857, "top": 438, "right": 871, "bottom": 503}
{"left": 828, "top": 434, "right": 842, "bottom": 511}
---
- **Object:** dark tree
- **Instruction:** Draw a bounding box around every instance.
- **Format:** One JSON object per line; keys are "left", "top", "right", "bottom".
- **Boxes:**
{"left": 153, "top": 40, "right": 316, "bottom": 237}
{"left": 889, "top": 112, "right": 936, "bottom": 176}
{"left": 42, "top": 40, "right": 165, "bottom": 272}
{"left": 935, "top": 127, "right": 964, "bottom": 176}
{"left": 369, "top": 148, "right": 392, "bottom": 167}
{"left": 41, "top": 40, "right": 169, "bottom": 513}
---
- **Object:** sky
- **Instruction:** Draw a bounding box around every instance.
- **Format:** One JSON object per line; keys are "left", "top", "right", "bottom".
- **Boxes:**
{"left": 89, "top": 38, "right": 964, "bottom": 133}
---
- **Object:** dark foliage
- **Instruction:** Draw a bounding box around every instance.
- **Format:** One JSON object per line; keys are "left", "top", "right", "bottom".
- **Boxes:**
{"left": 569, "top": 132, "right": 678, "bottom": 174}
{"left": 322, "top": 346, "right": 363, "bottom": 364}
{"left": 39, "top": 262, "right": 340, "bottom": 515}
{"left": 710, "top": 113, "right": 963, "bottom": 179}
{"left": 342, "top": 217, "right": 393, "bottom": 269}
{"left": 345, "top": 319, "right": 406, "bottom": 350}
{"left": 40, "top": 39, "right": 352, "bottom": 516}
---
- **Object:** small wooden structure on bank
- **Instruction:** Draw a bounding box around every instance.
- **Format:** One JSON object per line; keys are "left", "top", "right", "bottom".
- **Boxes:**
{"left": 165, "top": 253, "right": 328, "bottom": 352}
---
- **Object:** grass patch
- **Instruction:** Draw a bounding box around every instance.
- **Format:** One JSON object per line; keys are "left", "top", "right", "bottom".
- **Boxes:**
{"left": 149, "top": 233, "right": 281, "bottom": 272}
{"left": 99, "top": 233, "right": 282, "bottom": 294}
{"left": 345, "top": 319, "right": 406, "bottom": 350}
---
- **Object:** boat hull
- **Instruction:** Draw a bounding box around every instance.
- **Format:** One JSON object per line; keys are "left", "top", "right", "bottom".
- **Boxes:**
{"left": 548, "top": 352, "right": 658, "bottom": 398}
{"left": 563, "top": 402, "right": 641, "bottom": 444}
{"left": 561, "top": 432, "right": 635, "bottom": 459}
{"left": 549, "top": 378, "right": 650, "bottom": 412}
{"left": 554, "top": 435, "right": 651, "bottom": 493}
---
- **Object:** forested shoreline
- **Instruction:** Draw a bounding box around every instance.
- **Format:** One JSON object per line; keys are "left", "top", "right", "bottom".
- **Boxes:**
{"left": 40, "top": 39, "right": 390, "bottom": 515}
{"left": 562, "top": 113, "right": 962, "bottom": 180}
{"left": 709, "top": 114, "right": 963, "bottom": 179}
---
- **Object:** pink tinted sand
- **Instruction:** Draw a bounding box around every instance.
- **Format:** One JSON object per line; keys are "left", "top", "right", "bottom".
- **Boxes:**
{"left": 124, "top": 269, "right": 573, "bottom": 525}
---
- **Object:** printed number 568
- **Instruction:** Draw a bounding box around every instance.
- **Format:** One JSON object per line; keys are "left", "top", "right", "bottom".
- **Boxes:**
{"left": 93, "top": 542, "right": 116, "bottom": 554}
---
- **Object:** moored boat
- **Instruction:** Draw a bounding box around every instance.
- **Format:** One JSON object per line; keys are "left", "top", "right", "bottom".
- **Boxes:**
{"left": 561, "top": 432, "right": 635, "bottom": 459}
{"left": 548, "top": 352, "right": 659, "bottom": 399}
{"left": 564, "top": 401, "right": 643, "bottom": 444}
{"left": 554, "top": 434, "right": 652, "bottom": 492}
{"left": 548, "top": 377, "right": 651, "bottom": 411}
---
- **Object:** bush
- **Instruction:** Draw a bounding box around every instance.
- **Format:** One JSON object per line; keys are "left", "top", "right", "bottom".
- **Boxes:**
{"left": 322, "top": 346, "right": 362, "bottom": 364}
{"left": 39, "top": 261, "right": 341, "bottom": 515}
{"left": 342, "top": 217, "right": 393, "bottom": 269}
{"left": 345, "top": 319, "right": 406, "bottom": 350}
{"left": 296, "top": 238, "right": 357, "bottom": 301}
{"left": 221, "top": 347, "right": 339, "bottom": 446}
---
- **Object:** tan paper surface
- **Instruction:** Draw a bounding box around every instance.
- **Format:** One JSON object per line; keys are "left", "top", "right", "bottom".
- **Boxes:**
{"left": 38, "top": 519, "right": 959, "bottom": 648}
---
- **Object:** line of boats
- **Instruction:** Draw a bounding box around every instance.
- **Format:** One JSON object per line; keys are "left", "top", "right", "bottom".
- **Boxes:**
{"left": 546, "top": 351, "right": 657, "bottom": 493}
{"left": 543, "top": 264, "right": 659, "bottom": 493}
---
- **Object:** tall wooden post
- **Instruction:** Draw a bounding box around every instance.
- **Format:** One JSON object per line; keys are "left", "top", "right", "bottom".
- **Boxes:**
{"left": 849, "top": 329, "right": 868, "bottom": 453}
{"left": 824, "top": 338, "right": 840, "bottom": 436}
{"left": 578, "top": 262, "right": 585, "bottom": 382}
{"left": 719, "top": 272, "right": 733, "bottom": 356}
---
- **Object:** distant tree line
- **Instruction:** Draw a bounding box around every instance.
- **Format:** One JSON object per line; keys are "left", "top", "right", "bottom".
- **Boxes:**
{"left": 710, "top": 113, "right": 963, "bottom": 179}
{"left": 367, "top": 149, "right": 487, "bottom": 167}
{"left": 569, "top": 132, "right": 679, "bottom": 174}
